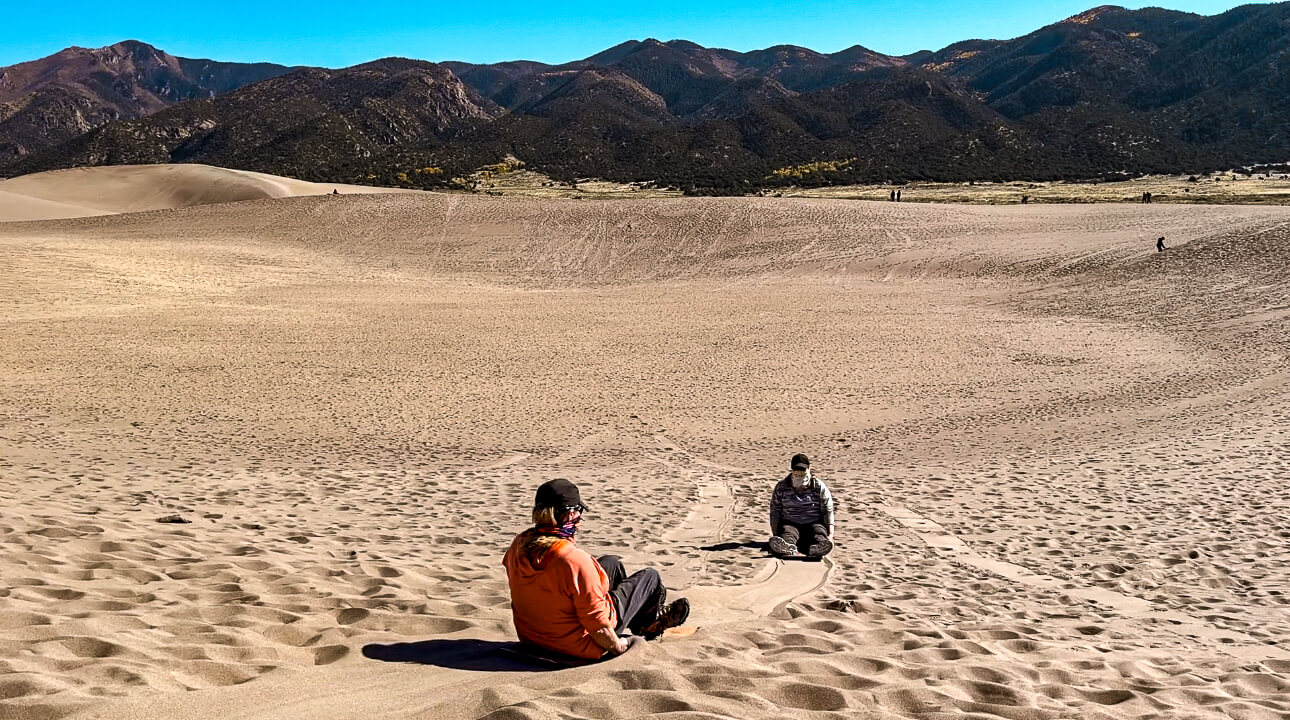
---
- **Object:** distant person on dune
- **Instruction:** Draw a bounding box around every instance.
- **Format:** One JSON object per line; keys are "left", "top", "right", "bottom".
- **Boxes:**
{"left": 503, "top": 479, "right": 689, "bottom": 660}
{"left": 768, "top": 454, "right": 835, "bottom": 558}
{"left": 1157, "top": 237, "right": 1167, "bottom": 252}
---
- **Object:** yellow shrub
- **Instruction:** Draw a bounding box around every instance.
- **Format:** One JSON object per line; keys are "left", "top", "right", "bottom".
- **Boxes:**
{"left": 768, "top": 158, "right": 856, "bottom": 179}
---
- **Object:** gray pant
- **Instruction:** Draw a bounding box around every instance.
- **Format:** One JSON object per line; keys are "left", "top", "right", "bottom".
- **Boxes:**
{"left": 775, "top": 521, "right": 828, "bottom": 552}
{"left": 596, "top": 555, "right": 665, "bottom": 634}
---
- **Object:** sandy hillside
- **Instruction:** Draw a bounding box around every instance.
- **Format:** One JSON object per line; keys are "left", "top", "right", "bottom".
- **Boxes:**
{"left": 1, "top": 184, "right": 1289, "bottom": 720}
{"left": 0, "top": 164, "right": 412, "bottom": 222}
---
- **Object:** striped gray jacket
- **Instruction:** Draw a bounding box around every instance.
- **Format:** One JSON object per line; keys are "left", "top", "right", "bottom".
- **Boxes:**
{"left": 769, "top": 474, "right": 835, "bottom": 535}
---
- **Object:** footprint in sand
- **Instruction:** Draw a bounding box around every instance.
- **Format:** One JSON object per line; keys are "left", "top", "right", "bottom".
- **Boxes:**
{"left": 877, "top": 503, "right": 1290, "bottom": 662}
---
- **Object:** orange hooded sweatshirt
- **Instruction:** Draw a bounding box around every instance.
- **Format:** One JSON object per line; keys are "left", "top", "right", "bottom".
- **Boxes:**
{"left": 502, "top": 531, "right": 617, "bottom": 659}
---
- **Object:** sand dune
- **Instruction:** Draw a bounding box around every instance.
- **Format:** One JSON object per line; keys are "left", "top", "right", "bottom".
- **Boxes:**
{"left": 0, "top": 188, "right": 117, "bottom": 222}
{"left": 1, "top": 191, "right": 1289, "bottom": 719}
{"left": 0, "top": 164, "right": 412, "bottom": 222}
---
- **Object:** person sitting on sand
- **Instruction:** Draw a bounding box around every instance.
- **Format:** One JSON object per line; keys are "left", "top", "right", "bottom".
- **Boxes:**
{"left": 503, "top": 479, "right": 689, "bottom": 659}
{"left": 768, "top": 454, "right": 835, "bottom": 558}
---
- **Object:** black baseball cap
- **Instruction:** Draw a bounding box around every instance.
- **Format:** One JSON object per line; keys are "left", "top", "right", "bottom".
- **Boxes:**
{"left": 535, "top": 478, "right": 588, "bottom": 512}
{"left": 790, "top": 453, "right": 810, "bottom": 470}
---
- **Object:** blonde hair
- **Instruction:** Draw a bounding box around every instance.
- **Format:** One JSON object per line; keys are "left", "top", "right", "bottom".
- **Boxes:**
{"left": 521, "top": 505, "right": 578, "bottom": 567}
{"left": 533, "top": 506, "right": 558, "bottom": 528}
{"left": 532, "top": 505, "right": 574, "bottom": 528}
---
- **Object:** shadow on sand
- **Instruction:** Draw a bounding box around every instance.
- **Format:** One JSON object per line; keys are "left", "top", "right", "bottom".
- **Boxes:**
{"left": 697, "top": 539, "right": 827, "bottom": 561}
{"left": 698, "top": 540, "right": 767, "bottom": 552}
{"left": 362, "top": 639, "right": 601, "bottom": 672}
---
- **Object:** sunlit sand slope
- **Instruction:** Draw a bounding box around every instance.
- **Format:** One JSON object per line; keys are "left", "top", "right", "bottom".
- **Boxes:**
{"left": 1, "top": 195, "right": 1288, "bottom": 720}
{"left": 0, "top": 164, "right": 412, "bottom": 221}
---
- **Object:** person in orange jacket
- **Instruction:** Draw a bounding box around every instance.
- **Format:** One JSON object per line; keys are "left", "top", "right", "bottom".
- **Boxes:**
{"left": 503, "top": 479, "right": 689, "bottom": 659}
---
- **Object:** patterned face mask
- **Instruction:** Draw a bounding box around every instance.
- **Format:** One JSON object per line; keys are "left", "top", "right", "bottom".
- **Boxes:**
{"left": 556, "top": 506, "right": 584, "bottom": 538}
{"left": 557, "top": 518, "right": 580, "bottom": 538}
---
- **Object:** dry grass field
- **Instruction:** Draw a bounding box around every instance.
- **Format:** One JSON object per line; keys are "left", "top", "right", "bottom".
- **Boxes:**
{"left": 783, "top": 172, "right": 1290, "bottom": 205}
{"left": 458, "top": 164, "right": 1290, "bottom": 205}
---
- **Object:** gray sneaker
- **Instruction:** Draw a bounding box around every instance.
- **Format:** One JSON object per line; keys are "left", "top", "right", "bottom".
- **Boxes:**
{"left": 640, "top": 598, "right": 690, "bottom": 639}
{"left": 768, "top": 536, "right": 797, "bottom": 557}
{"left": 806, "top": 536, "right": 833, "bottom": 557}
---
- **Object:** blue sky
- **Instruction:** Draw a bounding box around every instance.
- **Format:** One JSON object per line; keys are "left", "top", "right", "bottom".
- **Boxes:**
{"left": 3, "top": 0, "right": 1253, "bottom": 68}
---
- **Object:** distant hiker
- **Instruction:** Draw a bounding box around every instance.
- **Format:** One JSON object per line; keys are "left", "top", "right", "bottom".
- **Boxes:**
{"left": 1157, "top": 237, "right": 1167, "bottom": 252}
{"left": 1021, "top": 194, "right": 1029, "bottom": 204}
{"left": 503, "top": 479, "right": 689, "bottom": 660}
{"left": 890, "top": 190, "right": 896, "bottom": 201}
{"left": 332, "top": 189, "right": 339, "bottom": 195}
{"left": 896, "top": 189, "right": 902, "bottom": 202}
{"left": 768, "top": 454, "right": 835, "bottom": 558}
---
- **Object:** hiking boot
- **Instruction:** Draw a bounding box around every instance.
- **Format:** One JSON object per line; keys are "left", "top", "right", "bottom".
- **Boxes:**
{"left": 806, "top": 536, "right": 834, "bottom": 558}
{"left": 640, "top": 598, "right": 690, "bottom": 639}
{"left": 768, "top": 535, "right": 797, "bottom": 557}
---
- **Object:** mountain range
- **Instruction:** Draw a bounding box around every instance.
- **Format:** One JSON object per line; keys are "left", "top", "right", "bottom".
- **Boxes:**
{"left": 0, "top": 40, "right": 292, "bottom": 163}
{"left": 3, "top": 3, "right": 1288, "bottom": 191}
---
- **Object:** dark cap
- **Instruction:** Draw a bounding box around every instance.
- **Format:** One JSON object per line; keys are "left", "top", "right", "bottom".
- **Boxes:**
{"left": 535, "top": 478, "right": 587, "bottom": 512}
{"left": 790, "top": 453, "right": 810, "bottom": 470}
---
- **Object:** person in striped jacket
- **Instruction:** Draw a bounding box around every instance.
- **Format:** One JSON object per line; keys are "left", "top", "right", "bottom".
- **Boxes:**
{"left": 768, "top": 453, "right": 835, "bottom": 558}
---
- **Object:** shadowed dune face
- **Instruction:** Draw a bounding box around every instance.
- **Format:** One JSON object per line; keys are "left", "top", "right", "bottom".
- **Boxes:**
{"left": 1, "top": 194, "right": 1289, "bottom": 719}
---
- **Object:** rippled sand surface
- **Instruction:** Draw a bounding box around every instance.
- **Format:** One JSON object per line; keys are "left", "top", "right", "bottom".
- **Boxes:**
{"left": 2, "top": 184, "right": 1289, "bottom": 719}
